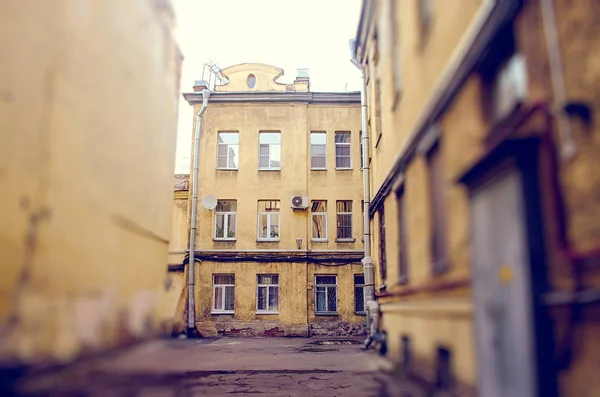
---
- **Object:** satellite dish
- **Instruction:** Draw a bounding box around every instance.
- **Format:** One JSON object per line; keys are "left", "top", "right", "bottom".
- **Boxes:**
{"left": 202, "top": 194, "right": 217, "bottom": 210}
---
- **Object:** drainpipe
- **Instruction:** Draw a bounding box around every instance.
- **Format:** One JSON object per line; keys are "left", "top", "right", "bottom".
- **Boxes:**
{"left": 187, "top": 86, "right": 211, "bottom": 334}
{"left": 350, "top": 40, "right": 376, "bottom": 345}
{"left": 540, "top": 0, "right": 576, "bottom": 159}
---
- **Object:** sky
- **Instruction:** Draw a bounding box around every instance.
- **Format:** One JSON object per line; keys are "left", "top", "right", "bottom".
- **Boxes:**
{"left": 171, "top": 0, "right": 363, "bottom": 174}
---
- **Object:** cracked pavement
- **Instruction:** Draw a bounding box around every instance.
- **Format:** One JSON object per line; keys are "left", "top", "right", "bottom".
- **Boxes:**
{"left": 14, "top": 337, "right": 424, "bottom": 396}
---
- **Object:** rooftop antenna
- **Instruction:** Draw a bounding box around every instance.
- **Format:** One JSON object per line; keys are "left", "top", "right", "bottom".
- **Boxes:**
{"left": 201, "top": 60, "right": 229, "bottom": 90}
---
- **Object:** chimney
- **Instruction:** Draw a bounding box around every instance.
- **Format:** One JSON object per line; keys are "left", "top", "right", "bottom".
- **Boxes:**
{"left": 193, "top": 80, "right": 209, "bottom": 92}
{"left": 293, "top": 68, "right": 310, "bottom": 92}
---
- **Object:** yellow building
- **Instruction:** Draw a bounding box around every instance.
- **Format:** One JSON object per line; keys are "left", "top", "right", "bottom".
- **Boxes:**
{"left": 0, "top": 0, "right": 181, "bottom": 368}
{"left": 354, "top": 0, "right": 600, "bottom": 396}
{"left": 181, "top": 63, "right": 367, "bottom": 337}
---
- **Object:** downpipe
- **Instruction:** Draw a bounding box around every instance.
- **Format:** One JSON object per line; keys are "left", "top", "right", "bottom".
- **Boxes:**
{"left": 187, "top": 88, "right": 211, "bottom": 335}
{"left": 349, "top": 40, "right": 378, "bottom": 349}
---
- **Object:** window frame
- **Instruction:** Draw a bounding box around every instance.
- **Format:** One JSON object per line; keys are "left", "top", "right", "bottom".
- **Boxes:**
{"left": 396, "top": 186, "right": 409, "bottom": 285}
{"left": 334, "top": 131, "right": 352, "bottom": 170}
{"left": 212, "top": 274, "right": 235, "bottom": 314}
{"left": 216, "top": 132, "right": 239, "bottom": 170}
{"left": 214, "top": 200, "right": 237, "bottom": 241}
{"left": 257, "top": 200, "right": 281, "bottom": 241}
{"left": 256, "top": 274, "right": 279, "bottom": 314}
{"left": 354, "top": 274, "right": 367, "bottom": 315}
{"left": 336, "top": 200, "right": 353, "bottom": 241}
{"left": 426, "top": 141, "right": 449, "bottom": 275}
{"left": 315, "top": 275, "right": 338, "bottom": 315}
{"left": 258, "top": 131, "right": 282, "bottom": 171}
{"left": 311, "top": 200, "right": 328, "bottom": 242}
{"left": 378, "top": 206, "right": 387, "bottom": 286}
{"left": 310, "top": 131, "right": 327, "bottom": 170}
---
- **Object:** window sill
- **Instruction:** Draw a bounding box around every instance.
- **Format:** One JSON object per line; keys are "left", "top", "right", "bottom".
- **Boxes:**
{"left": 216, "top": 168, "right": 238, "bottom": 171}
{"left": 315, "top": 312, "right": 339, "bottom": 316}
{"left": 311, "top": 239, "right": 328, "bottom": 243}
{"left": 335, "top": 168, "right": 353, "bottom": 171}
{"left": 257, "top": 239, "right": 280, "bottom": 243}
{"left": 355, "top": 311, "right": 366, "bottom": 316}
{"left": 214, "top": 238, "right": 236, "bottom": 242}
{"left": 310, "top": 168, "right": 327, "bottom": 171}
{"left": 335, "top": 238, "right": 356, "bottom": 243}
{"left": 211, "top": 311, "right": 234, "bottom": 315}
{"left": 256, "top": 311, "right": 279, "bottom": 315}
{"left": 258, "top": 168, "right": 281, "bottom": 172}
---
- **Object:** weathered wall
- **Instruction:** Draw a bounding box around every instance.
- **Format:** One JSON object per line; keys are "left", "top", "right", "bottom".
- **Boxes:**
{"left": 194, "top": 261, "right": 365, "bottom": 337}
{"left": 168, "top": 192, "right": 189, "bottom": 265}
{"left": 0, "top": 0, "right": 181, "bottom": 366}
{"left": 514, "top": 1, "right": 600, "bottom": 394}
{"left": 195, "top": 261, "right": 309, "bottom": 337}
{"left": 193, "top": 102, "right": 363, "bottom": 251}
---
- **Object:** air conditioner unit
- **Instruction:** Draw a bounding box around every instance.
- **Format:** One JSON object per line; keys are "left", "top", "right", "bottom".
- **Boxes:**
{"left": 290, "top": 195, "right": 309, "bottom": 210}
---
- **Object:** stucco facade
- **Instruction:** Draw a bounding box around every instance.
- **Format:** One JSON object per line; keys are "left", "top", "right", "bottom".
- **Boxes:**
{"left": 181, "top": 64, "right": 367, "bottom": 337}
{"left": 355, "top": 0, "right": 600, "bottom": 396}
{"left": 0, "top": 0, "right": 181, "bottom": 368}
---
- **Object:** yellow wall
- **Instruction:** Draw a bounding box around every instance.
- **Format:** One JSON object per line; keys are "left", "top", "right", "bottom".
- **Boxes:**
{"left": 193, "top": 103, "right": 364, "bottom": 251}
{"left": 168, "top": 191, "right": 189, "bottom": 265}
{"left": 357, "top": 0, "right": 600, "bottom": 394}
{"left": 182, "top": 64, "right": 366, "bottom": 336}
{"left": 0, "top": 0, "right": 181, "bottom": 365}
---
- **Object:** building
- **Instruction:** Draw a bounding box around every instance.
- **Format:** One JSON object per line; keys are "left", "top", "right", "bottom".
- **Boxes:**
{"left": 353, "top": 0, "right": 600, "bottom": 396}
{"left": 0, "top": 0, "right": 181, "bottom": 370}
{"left": 181, "top": 63, "right": 368, "bottom": 337}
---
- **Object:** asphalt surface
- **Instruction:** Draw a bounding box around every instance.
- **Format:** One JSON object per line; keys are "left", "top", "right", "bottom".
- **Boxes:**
{"left": 13, "top": 337, "right": 424, "bottom": 396}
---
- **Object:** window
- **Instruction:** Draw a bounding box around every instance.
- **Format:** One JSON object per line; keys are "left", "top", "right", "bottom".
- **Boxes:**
{"left": 374, "top": 79, "right": 383, "bottom": 147}
{"left": 419, "top": 0, "right": 433, "bottom": 38}
{"left": 214, "top": 200, "right": 237, "bottom": 240}
{"left": 378, "top": 206, "right": 387, "bottom": 284}
{"left": 335, "top": 132, "right": 352, "bottom": 169}
{"left": 427, "top": 141, "right": 448, "bottom": 275}
{"left": 336, "top": 200, "right": 353, "bottom": 240}
{"left": 217, "top": 132, "right": 239, "bottom": 169}
{"left": 259, "top": 132, "right": 281, "bottom": 170}
{"left": 213, "top": 275, "right": 235, "bottom": 313}
{"left": 310, "top": 132, "right": 327, "bottom": 169}
{"left": 390, "top": 0, "right": 402, "bottom": 104}
{"left": 311, "top": 200, "right": 328, "bottom": 241}
{"left": 397, "top": 187, "right": 409, "bottom": 284}
{"left": 315, "top": 275, "right": 337, "bottom": 314}
{"left": 257, "top": 200, "right": 280, "bottom": 240}
{"left": 247, "top": 74, "right": 256, "bottom": 89}
{"left": 354, "top": 274, "right": 366, "bottom": 314}
{"left": 256, "top": 274, "right": 279, "bottom": 313}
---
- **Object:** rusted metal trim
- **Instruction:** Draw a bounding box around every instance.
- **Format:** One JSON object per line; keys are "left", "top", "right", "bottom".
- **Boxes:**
{"left": 183, "top": 250, "right": 364, "bottom": 264}
{"left": 375, "top": 277, "right": 470, "bottom": 298}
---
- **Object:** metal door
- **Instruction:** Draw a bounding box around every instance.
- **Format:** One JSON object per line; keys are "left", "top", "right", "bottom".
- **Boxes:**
{"left": 470, "top": 163, "right": 536, "bottom": 397}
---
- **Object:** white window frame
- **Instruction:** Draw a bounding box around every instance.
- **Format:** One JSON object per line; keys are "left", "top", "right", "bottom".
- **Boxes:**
{"left": 335, "top": 131, "right": 352, "bottom": 169}
{"left": 214, "top": 200, "right": 237, "bottom": 241}
{"left": 310, "top": 132, "right": 327, "bottom": 170}
{"left": 354, "top": 274, "right": 367, "bottom": 314}
{"left": 257, "top": 200, "right": 280, "bottom": 241}
{"left": 216, "top": 132, "right": 239, "bottom": 170}
{"left": 212, "top": 275, "right": 235, "bottom": 314}
{"left": 315, "top": 275, "right": 338, "bottom": 314}
{"left": 256, "top": 274, "right": 279, "bottom": 314}
{"left": 258, "top": 132, "right": 281, "bottom": 171}
{"left": 311, "top": 200, "right": 328, "bottom": 242}
{"left": 336, "top": 200, "right": 353, "bottom": 241}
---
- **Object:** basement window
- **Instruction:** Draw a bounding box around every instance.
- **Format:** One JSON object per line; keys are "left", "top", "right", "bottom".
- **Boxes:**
{"left": 315, "top": 275, "right": 337, "bottom": 314}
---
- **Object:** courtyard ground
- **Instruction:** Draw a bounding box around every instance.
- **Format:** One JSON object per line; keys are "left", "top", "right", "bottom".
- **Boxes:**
{"left": 13, "top": 337, "right": 425, "bottom": 396}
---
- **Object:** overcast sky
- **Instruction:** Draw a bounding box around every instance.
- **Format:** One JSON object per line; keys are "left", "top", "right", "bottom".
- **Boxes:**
{"left": 171, "top": 0, "right": 363, "bottom": 174}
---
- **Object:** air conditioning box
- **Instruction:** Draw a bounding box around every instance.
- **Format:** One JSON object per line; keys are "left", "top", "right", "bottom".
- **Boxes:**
{"left": 290, "top": 195, "right": 309, "bottom": 210}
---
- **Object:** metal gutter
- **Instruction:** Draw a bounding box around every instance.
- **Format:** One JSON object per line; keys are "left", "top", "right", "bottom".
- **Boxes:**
{"left": 183, "top": 91, "right": 361, "bottom": 105}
